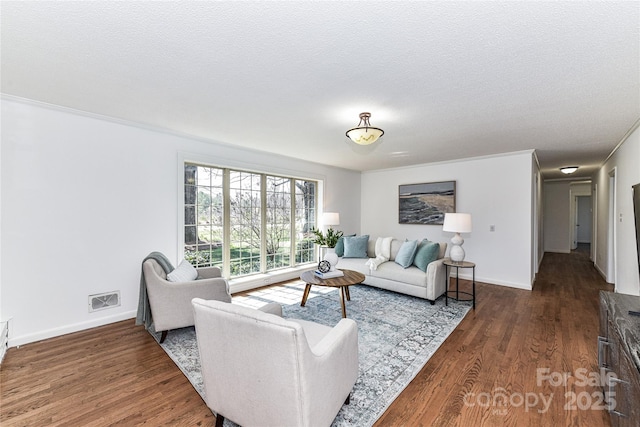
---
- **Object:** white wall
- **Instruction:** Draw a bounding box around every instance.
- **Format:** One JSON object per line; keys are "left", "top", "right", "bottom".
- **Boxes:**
{"left": 361, "top": 151, "right": 535, "bottom": 290}
{"left": 0, "top": 97, "right": 361, "bottom": 346}
{"left": 533, "top": 159, "right": 544, "bottom": 278}
{"left": 0, "top": 106, "right": 3, "bottom": 330}
{"left": 543, "top": 181, "right": 572, "bottom": 253}
{"left": 594, "top": 121, "right": 640, "bottom": 296}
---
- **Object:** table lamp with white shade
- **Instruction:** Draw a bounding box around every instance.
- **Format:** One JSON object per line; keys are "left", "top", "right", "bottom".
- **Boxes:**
{"left": 442, "top": 213, "right": 472, "bottom": 263}
{"left": 320, "top": 212, "right": 340, "bottom": 268}
{"left": 321, "top": 212, "right": 340, "bottom": 229}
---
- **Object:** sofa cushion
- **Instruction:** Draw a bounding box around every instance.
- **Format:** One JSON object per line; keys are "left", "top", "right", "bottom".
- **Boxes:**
{"left": 167, "top": 259, "right": 198, "bottom": 282}
{"left": 395, "top": 240, "right": 418, "bottom": 268}
{"left": 334, "top": 234, "right": 356, "bottom": 257}
{"left": 370, "top": 261, "right": 428, "bottom": 287}
{"left": 413, "top": 240, "right": 440, "bottom": 272}
{"left": 334, "top": 257, "right": 370, "bottom": 276}
{"left": 343, "top": 235, "right": 369, "bottom": 258}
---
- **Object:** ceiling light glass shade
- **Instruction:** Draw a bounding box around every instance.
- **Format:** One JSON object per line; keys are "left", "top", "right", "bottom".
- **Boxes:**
{"left": 560, "top": 166, "right": 579, "bottom": 174}
{"left": 346, "top": 112, "right": 384, "bottom": 145}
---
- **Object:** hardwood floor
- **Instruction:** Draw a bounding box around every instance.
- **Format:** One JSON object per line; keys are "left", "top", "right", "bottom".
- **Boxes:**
{"left": 1, "top": 250, "right": 614, "bottom": 426}
{"left": 375, "top": 248, "right": 613, "bottom": 426}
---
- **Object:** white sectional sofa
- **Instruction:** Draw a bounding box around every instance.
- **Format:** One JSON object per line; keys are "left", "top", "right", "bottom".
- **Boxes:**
{"left": 336, "top": 237, "right": 448, "bottom": 304}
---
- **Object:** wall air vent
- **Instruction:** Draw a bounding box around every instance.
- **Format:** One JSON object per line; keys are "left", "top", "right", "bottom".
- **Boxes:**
{"left": 89, "top": 291, "right": 120, "bottom": 312}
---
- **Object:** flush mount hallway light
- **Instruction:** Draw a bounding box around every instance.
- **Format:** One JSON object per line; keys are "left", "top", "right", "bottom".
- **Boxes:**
{"left": 560, "top": 166, "right": 579, "bottom": 174}
{"left": 346, "top": 112, "right": 384, "bottom": 145}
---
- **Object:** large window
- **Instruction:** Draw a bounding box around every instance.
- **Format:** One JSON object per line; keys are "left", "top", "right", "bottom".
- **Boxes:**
{"left": 184, "top": 163, "right": 317, "bottom": 278}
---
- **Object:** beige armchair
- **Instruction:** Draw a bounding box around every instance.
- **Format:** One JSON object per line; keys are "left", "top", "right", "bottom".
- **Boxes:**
{"left": 142, "top": 257, "right": 231, "bottom": 343}
{"left": 192, "top": 298, "right": 359, "bottom": 427}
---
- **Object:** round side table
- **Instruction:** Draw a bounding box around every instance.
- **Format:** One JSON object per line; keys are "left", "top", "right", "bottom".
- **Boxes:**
{"left": 443, "top": 259, "right": 476, "bottom": 309}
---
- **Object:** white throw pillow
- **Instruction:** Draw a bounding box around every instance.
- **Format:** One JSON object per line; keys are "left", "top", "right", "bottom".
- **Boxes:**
{"left": 374, "top": 237, "right": 394, "bottom": 260}
{"left": 167, "top": 259, "right": 198, "bottom": 282}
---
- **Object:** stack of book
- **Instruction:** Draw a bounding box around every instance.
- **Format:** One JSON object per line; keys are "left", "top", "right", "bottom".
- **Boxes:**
{"left": 314, "top": 269, "right": 344, "bottom": 279}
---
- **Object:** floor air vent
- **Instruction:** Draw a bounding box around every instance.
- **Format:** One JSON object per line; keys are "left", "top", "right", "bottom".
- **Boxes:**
{"left": 89, "top": 291, "right": 120, "bottom": 312}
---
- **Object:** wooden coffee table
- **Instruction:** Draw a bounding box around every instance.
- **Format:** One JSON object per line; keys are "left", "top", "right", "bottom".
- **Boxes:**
{"left": 299, "top": 269, "right": 365, "bottom": 318}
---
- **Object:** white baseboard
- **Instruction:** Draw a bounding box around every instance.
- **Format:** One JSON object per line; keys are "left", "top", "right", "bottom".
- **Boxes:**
{"left": 229, "top": 266, "right": 314, "bottom": 294}
{"left": 0, "top": 321, "right": 8, "bottom": 364}
{"left": 482, "top": 279, "right": 532, "bottom": 290}
{"left": 6, "top": 264, "right": 531, "bottom": 347}
{"left": 545, "top": 248, "right": 571, "bottom": 254}
{"left": 8, "top": 310, "right": 137, "bottom": 348}
{"left": 448, "top": 272, "right": 532, "bottom": 290}
{"left": 7, "top": 266, "right": 315, "bottom": 348}
{"left": 593, "top": 262, "right": 610, "bottom": 282}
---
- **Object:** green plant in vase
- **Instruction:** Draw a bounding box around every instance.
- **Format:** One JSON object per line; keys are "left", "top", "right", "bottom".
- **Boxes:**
{"left": 310, "top": 226, "right": 344, "bottom": 248}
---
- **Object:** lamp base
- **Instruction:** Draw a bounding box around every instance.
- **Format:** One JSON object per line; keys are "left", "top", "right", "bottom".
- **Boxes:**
{"left": 449, "top": 233, "right": 466, "bottom": 262}
{"left": 324, "top": 251, "right": 339, "bottom": 271}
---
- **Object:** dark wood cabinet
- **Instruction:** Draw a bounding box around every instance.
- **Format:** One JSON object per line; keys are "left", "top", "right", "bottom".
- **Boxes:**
{"left": 599, "top": 291, "right": 640, "bottom": 427}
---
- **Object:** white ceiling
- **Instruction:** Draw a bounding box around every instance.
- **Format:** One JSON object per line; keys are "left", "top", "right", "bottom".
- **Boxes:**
{"left": 2, "top": 1, "right": 639, "bottom": 180}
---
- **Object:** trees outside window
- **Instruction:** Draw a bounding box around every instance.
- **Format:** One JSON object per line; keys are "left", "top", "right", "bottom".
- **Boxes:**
{"left": 184, "top": 165, "right": 224, "bottom": 269}
{"left": 229, "top": 171, "right": 261, "bottom": 276}
{"left": 184, "top": 163, "right": 317, "bottom": 278}
{"left": 295, "top": 180, "right": 315, "bottom": 264}
{"left": 265, "top": 175, "right": 291, "bottom": 270}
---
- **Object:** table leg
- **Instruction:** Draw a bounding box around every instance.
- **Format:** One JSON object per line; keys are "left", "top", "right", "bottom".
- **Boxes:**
{"left": 472, "top": 266, "right": 476, "bottom": 309}
{"left": 340, "top": 287, "right": 348, "bottom": 318}
{"left": 445, "top": 265, "right": 449, "bottom": 306}
{"left": 301, "top": 284, "right": 311, "bottom": 307}
{"left": 344, "top": 286, "right": 351, "bottom": 301}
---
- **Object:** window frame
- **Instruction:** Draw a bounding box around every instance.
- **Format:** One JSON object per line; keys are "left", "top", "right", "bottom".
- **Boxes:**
{"left": 178, "top": 153, "right": 324, "bottom": 280}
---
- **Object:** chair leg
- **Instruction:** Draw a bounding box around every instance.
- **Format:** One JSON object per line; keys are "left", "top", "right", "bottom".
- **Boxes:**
{"left": 160, "top": 330, "right": 168, "bottom": 343}
{"left": 215, "top": 413, "right": 225, "bottom": 427}
{"left": 344, "top": 393, "right": 351, "bottom": 405}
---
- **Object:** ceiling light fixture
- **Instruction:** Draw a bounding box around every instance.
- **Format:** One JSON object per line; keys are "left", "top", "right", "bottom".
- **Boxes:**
{"left": 346, "top": 112, "right": 384, "bottom": 145}
{"left": 560, "top": 166, "right": 579, "bottom": 174}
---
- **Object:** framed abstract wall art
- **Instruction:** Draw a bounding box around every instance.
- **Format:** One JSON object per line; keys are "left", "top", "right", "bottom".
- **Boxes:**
{"left": 398, "top": 181, "right": 456, "bottom": 225}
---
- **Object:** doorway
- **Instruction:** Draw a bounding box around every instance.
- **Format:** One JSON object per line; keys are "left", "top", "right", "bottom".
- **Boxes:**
{"left": 574, "top": 196, "right": 592, "bottom": 253}
{"left": 569, "top": 182, "right": 592, "bottom": 252}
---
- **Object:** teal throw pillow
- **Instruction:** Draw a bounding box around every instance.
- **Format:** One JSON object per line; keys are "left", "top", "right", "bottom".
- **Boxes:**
{"left": 413, "top": 240, "right": 440, "bottom": 272}
{"left": 395, "top": 239, "right": 419, "bottom": 268}
{"left": 343, "top": 235, "right": 369, "bottom": 258}
{"left": 335, "top": 234, "right": 356, "bottom": 257}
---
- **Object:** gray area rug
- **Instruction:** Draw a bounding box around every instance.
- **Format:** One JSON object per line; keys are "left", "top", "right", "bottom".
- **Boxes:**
{"left": 151, "top": 281, "right": 471, "bottom": 426}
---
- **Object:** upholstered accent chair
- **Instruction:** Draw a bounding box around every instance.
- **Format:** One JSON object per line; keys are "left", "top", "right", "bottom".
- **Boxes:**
{"left": 192, "top": 298, "right": 359, "bottom": 427}
{"left": 143, "top": 258, "right": 231, "bottom": 343}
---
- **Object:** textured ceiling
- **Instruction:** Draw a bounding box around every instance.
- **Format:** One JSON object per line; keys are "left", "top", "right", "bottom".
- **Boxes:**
{"left": 2, "top": 1, "right": 639, "bottom": 179}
